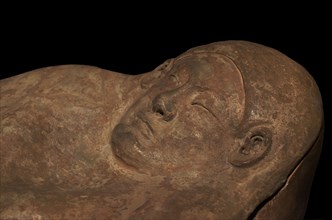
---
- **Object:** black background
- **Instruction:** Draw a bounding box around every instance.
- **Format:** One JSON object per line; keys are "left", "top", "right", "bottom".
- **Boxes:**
{"left": 1, "top": 5, "right": 330, "bottom": 219}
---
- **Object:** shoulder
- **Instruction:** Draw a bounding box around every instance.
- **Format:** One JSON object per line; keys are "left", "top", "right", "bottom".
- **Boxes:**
{"left": 0, "top": 64, "right": 129, "bottom": 87}
{"left": 0, "top": 64, "right": 128, "bottom": 101}
{"left": 0, "top": 65, "right": 104, "bottom": 94}
{"left": 0, "top": 64, "right": 144, "bottom": 122}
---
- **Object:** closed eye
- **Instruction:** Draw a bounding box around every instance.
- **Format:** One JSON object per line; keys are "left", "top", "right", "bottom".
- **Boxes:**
{"left": 191, "top": 101, "right": 219, "bottom": 120}
{"left": 191, "top": 102, "right": 210, "bottom": 112}
{"left": 169, "top": 74, "right": 179, "bottom": 85}
{"left": 166, "top": 68, "right": 190, "bottom": 88}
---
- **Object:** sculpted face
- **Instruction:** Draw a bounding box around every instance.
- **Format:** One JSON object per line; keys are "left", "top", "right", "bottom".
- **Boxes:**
{"left": 111, "top": 52, "right": 245, "bottom": 173}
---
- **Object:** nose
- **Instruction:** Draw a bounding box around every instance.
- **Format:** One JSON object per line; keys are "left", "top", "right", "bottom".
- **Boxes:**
{"left": 152, "top": 93, "right": 177, "bottom": 121}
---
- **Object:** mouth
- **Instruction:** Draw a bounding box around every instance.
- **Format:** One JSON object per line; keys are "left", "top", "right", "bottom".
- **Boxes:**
{"left": 137, "top": 114, "right": 154, "bottom": 140}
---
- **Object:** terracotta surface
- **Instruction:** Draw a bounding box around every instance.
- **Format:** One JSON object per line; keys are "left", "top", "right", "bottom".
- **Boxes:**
{"left": 0, "top": 41, "right": 323, "bottom": 219}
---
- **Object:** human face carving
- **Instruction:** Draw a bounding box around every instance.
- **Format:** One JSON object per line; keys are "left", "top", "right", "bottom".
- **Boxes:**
{"left": 111, "top": 53, "right": 244, "bottom": 174}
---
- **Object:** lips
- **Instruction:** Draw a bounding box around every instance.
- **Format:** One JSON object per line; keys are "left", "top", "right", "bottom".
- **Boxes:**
{"left": 137, "top": 114, "right": 154, "bottom": 140}
{"left": 125, "top": 114, "right": 154, "bottom": 151}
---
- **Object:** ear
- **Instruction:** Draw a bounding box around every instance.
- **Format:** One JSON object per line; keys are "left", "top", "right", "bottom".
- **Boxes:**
{"left": 229, "top": 127, "right": 272, "bottom": 167}
{"left": 140, "top": 59, "right": 174, "bottom": 89}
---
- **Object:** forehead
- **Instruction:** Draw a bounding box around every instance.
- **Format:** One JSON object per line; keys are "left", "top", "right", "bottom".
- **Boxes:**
{"left": 174, "top": 52, "right": 243, "bottom": 87}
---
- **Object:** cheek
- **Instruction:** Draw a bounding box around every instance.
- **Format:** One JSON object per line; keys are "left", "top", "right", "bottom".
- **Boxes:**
{"left": 183, "top": 109, "right": 221, "bottom": 138}
{"left": 159, "top": 119, "right": 221, "bottom": 155}
{"left": 154, "top": 108, "right": 223, "bottom": 162}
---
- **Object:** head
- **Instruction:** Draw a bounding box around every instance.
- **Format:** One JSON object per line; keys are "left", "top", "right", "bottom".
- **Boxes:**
{"left": 111, "top": 41, "right": 323, "bottom": 217}
{"left": 111, "top": 49, "right": 245, "bottom": 176}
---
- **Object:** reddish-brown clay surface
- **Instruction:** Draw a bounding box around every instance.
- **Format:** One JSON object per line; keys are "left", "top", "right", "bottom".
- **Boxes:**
{"left": 0, "top": 41, "right": 323, "bottom": 219}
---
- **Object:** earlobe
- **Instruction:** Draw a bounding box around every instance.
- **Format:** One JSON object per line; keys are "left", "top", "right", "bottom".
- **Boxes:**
{"left": 140, "top": 59, "right": 174, "bottom": 89}
{"left": 229, "top": 127, "right": 272, "bottom": 167}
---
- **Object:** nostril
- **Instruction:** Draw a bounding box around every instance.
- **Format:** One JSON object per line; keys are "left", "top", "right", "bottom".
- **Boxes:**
{"left": 155, "top": 107, "right": 165, "bottom": 116}
{"left": 152, "top": 95, "right": 176, "bottom": 121}
{"left": 152, "top": 95, "right": 166, "bottom": 117}
{"left": 152, "top": 100, "right": 165, "bottom": 117}
{"left": 152, "top": 103, "right": 175, "bottom": 121}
